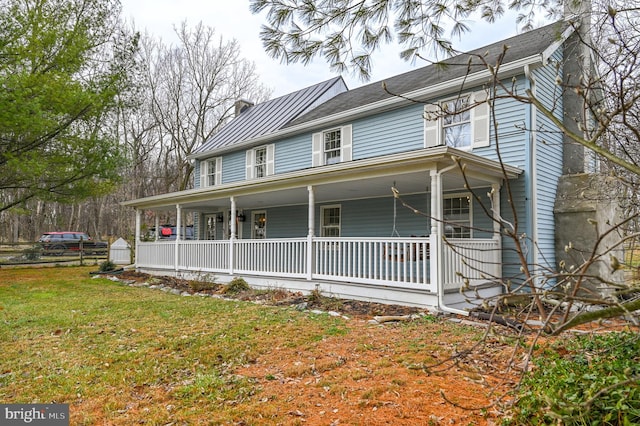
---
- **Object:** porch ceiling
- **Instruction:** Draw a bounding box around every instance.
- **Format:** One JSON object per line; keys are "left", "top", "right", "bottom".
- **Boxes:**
{"left": 123, "top": 146, "right": 522, "bottom": 212}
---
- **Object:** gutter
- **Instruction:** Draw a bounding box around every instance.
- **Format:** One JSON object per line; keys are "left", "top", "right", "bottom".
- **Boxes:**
{"left": 123, "top": 147, "right": 523, "bottom": 209}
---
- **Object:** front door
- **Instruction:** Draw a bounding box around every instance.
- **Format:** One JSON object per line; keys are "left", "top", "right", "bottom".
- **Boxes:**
{"left": 203, "top": 214, "right": 217, "bottom": 240}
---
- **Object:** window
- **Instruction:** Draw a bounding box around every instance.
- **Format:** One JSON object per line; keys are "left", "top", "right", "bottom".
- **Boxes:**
{"left": 246, "top": 144, "right": 274, "bottom": 179}
{"left": 206, "top": 159, "right": 217, "bottom": 186}
{"left": 324, "top": 129, "right": 341, "bottom": 165}
{"left": 320, "top": 205, "right": 341, "bottom": 237}
{"left": 199, "top": 157, "right": 221, "bottom": 187}
{"left": 443, "top": 194, "right": 472, "bottom": 238}
{"left": 252, "top": 211, "right": 267, "bottom": 239}
{"left": 424, "top": 91, "right": 489, "bottom": 150}
{"left": 312, "top": 125, "right": 352, "bottom": 166}
{"left": 442, "top": 97, "right": 471, "bottom": 148}
{"left": 254, "top": 146, "right": 267, "bottom": 178}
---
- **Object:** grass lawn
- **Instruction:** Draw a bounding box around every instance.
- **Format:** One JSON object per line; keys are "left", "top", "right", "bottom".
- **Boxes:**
{"left": 0, "top": 266, "right": 504, "bottom": 425}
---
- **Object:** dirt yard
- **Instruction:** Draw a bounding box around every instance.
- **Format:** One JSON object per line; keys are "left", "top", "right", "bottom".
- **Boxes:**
{"left": 115, "top": 271, "right": 523, "bottom": 424}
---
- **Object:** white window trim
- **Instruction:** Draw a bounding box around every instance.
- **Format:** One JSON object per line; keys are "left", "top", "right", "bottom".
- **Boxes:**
{"left": 424, "top": 91, "right": 489, "bottom": 150}
{"left": 312, "top": 124, "right": 352, "bottom": 167}
{"left": 443, "top": 192, "right": 473, "bottom": 238}
{"left": 199, "top": 157, "right": 222, "bottom": 188}
{"left": 320, "top": 204, "right": 341, "bottom": 237}
{"left": 246, "top": 144, "right": 275, "bottom": 179}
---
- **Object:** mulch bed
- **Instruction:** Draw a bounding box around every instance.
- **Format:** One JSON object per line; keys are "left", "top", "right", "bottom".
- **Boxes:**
{"left": 116, "top": 270, "right": 423, "bottom": 319}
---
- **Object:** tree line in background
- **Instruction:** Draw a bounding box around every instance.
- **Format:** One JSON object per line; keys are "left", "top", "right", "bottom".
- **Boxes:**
{"left": 0, "top": 0, "right": 269, "bottom": 242}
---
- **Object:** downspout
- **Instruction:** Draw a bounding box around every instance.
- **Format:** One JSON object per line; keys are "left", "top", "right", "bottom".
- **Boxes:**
{"left": 432, "top": 164, "right": 470, "bottom": 316}
{"left": 524, "top": 65, "right": 538, "bottom": 272}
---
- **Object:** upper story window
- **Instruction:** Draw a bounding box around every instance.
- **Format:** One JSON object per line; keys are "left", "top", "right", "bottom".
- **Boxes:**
{"left": 320, "top": 205, "right": 341, "bottom": 237}
{"left": 324, "top": 129, "right": 341, "bottom": 165}
{"left": 199, "top": 157, "right": 222, "bottom": 188}
{"left": 246, "top": 144, "right": 274, "bottom": 179}
{"left": 424, "top": 91, "right": 489, "bottom": 150}
{"left": 312, "top": 125, "right": 352, "bottom": 167}
{"left": 254, "top": 146, "right": 267, "bottom": 178}
{"left": 442, "top": 97, "right": 472, "bottom": 148}
{"left": 443, "top": 194, "right": 472, "bottom": 238}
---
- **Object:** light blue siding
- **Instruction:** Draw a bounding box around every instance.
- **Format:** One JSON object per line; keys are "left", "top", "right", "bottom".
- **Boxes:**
{"left": 275, "top": 134, "right": 312, "bottom": 174}
{"left": 533, "top": 48, "right": 564, "bottom": 273}
{"left": 235, "top": 190, "right": 492, "bottom": 240}
{"left": 222, "top": 151, "right": 246, "bottom": 183}
{"left": 241, "top": 205, "right": 308, "bottom": 239}
{"left": 333, "top": 194, "right": 430, "bottom": 238}
{"left": 352, "top": 104, "right": 425, "bottom": 160}
{"left": 473, "top": 77, "right": 528, "bottom": 167}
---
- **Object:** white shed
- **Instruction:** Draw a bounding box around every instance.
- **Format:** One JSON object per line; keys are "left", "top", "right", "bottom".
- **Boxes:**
{"left": 109, "top": 238, "right": 131, "bottom": 265}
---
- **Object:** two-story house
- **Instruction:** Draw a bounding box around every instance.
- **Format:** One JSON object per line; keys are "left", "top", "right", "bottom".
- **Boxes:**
{"left": 123, "top": 19, "right": 582, "bottom": 312}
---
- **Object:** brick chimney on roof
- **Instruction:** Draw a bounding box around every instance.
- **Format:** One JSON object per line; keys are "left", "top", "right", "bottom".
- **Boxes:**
{"left": 234, "top": 99, "right": 254, "bottom": 117}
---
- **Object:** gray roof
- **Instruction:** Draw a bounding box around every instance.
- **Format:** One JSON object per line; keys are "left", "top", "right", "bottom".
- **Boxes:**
{"left": 286, "top": 20, "right": 570, "bottom": 128}
{"left": 194, "top": 76, "right": 347, "bottom": 155}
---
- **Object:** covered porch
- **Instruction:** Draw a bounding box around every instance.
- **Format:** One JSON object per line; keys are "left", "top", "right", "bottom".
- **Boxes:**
{"left": 124, "top": 147, "right": 521, "bottom": 311}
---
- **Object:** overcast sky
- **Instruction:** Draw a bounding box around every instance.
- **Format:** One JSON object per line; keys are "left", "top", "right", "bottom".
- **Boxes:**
{"left": 120, "top": 0, "right": 531, "bottom": 98}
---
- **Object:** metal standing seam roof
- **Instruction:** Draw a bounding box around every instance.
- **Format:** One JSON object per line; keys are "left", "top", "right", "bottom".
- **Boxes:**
{"left": 193, "top": 76, "right": 347, "bottom": 156}
{"left": 193, "top": 20, "right": 570, "bottom": 156}
{"left": 285, "top": 20, "right": 571, "bottom": 128}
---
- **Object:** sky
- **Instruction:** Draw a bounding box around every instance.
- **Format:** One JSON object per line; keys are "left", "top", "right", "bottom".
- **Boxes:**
{"left": 120, "top": 0, "right": 532, "bottom": 98}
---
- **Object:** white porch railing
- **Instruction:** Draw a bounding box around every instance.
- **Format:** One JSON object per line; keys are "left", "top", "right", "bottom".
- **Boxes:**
{"left": 136, "top": 242, "right": 175, "bottom": 269}
{"left": 313, "top": 238, "right": 430, "bottom": 288}
{"left": 234, "top": 238, "right": 307, "bottom": 278}
{"left": 178, "top": 240, "right": 229, "bottom": 272}
{"left": 136, "top": 237, "right": 498, "bottom": 292}
{"left": 441, "top": 238, "right": 500, "bottom": 291}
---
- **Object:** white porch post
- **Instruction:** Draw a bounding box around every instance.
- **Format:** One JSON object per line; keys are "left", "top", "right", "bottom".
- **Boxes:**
{"left": 429, "top": 170, "right": 442, "bottom": 289}
{"left": 433, "top": 167, "right": 471, "bottom": 316}
{"left": 491, "top": 182, "right": 502, "bottom": 279}
{"left": 175, "top": 204, "right": 181, "bottom": 271}
{"left": 154, "top": 214, "right": 159, "bottom": 241}
{"left": 134, "top": 209, "right": 141, "bottom": 268}
{"left": 229, "top": 196, "right": 236, "bottom": 275}
{"left": 135, "top": 209, "right": 141, "bottom": 243}
{"left": 307, "top": 185, "right": 315, "bottom": 280}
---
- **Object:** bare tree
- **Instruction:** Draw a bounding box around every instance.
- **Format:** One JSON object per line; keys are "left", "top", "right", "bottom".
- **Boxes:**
{"left": 144, "top": 22, "right": 271, "bottom": 193}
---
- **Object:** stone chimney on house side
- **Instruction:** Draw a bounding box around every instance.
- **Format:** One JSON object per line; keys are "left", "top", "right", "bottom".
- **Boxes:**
{"left": 234, "top": 99, "right": 254, "bottom": 117}
{"left": 562, "top": 0, "right": 593, "bottom": 174}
